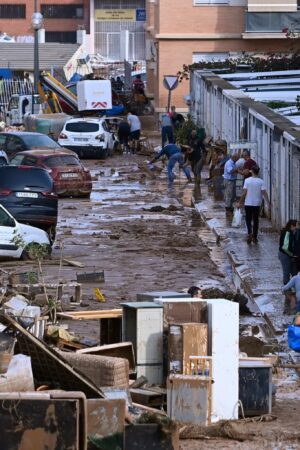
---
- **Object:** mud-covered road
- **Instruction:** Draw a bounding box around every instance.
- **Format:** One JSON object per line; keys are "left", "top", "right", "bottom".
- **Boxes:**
{"left": 1, "top": 153, "right": 225, "bottom": 338}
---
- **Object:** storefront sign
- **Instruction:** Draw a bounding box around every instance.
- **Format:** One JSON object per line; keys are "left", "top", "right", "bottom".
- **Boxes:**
{"left": 95, "top": 9, "right": 136, "bottom": 21}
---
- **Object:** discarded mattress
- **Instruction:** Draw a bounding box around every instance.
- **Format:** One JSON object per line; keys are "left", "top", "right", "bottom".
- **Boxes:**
{"left": 60, "top": 352, "right": 129, "bottom": 388}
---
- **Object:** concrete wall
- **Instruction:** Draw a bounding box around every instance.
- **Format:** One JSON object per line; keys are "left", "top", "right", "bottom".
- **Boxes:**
{"left": 190, "top": 70, "right": 300, "bottom": 227}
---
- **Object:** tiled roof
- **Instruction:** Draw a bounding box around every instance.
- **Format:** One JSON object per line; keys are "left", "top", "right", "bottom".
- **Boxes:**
{"left": 0, "top": 43, "right": 80, "bottom": 71}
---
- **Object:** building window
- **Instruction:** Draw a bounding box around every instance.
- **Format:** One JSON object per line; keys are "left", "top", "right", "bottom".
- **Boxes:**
{"left": 0, "top": 4, "right": 25, "bottom": 19}
{"left": 45, "top": 31, "right": 77, "bottom": 43}
{"left": 41, "top": 4, "right": 83, "bottom": 19}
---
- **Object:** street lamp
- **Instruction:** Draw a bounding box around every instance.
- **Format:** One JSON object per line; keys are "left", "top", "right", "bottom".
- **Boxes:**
{"left": 31, "top": 7, "right": 43, "bottom": 95}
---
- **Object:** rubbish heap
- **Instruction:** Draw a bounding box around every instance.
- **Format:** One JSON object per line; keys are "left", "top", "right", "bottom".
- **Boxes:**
{"left": 0, "top": 268, "right": 278, "bottom": 450}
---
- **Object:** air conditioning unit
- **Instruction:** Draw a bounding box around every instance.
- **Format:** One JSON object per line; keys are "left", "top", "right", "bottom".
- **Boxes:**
{"left": 77, "top": 54, "right": 90, "bottom": 66}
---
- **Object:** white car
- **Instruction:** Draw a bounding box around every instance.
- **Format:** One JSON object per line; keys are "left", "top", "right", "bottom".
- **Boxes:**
{"left": 0, "top": 204, "right": 51, "bottom": 260}
{"left": 58, "top": 117, "right": 115, "bottom": 159}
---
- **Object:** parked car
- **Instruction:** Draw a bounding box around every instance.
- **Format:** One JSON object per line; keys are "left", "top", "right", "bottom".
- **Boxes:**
{"left": 58, "top": 117, "right": 115, "bottom": 159}
{"left": 0, "top": 204, "right": 50, "bottom": 260}
{"left": 10, "top": 149, "right": 92, "bottom": 198}
{"left": 0, "top": 131, "right": 62, "bottom": 159}
{"left": 0, "top": 166, "right": 58, "bottom": 242}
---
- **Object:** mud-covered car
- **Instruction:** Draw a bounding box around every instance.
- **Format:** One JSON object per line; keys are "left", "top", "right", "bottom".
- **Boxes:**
{"left": 0, "top": 204, "right": 50, "bottom": 260}
{"left": 58, "top": 117, "right": 115, "bottom": 159}
{"left": 10, "top": 149, "right": 92, "bottom": 198}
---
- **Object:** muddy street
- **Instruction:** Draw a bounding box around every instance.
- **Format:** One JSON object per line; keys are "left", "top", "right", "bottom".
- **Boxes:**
{"left": 1, "top": 152, "right": 226, "bottom": 337}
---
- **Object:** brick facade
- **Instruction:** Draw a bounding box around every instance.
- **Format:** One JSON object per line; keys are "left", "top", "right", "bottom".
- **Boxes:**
{"left": 0, "top": 0, "right": 90, "bottom": 39}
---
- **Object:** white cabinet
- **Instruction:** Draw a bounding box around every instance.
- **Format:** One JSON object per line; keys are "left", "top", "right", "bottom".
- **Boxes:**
{"left": 121, "top": 302, "right": 163, "bottom": 385}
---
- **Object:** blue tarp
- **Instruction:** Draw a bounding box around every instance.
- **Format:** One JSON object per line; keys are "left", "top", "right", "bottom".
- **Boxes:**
{"left": 69, "top": 73, "right": 82, "bottom": 82}
{"left": 0, "top": 69, "right": 12, "bottom": 79}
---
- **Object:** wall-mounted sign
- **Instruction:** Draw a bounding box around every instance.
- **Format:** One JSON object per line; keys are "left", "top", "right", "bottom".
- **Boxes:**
{"left": 136, "top": 9, "right": 146, "bottom": 21}
{"left": 95, "top": 9, "right": 146, "bottom": 21}
{"left": 95, "top": 9, "right": 135, "bottom": 21}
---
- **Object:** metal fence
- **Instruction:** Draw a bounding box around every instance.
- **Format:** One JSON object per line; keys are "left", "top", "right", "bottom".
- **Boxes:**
{"left": 0, "top": 79, "right": 34, "bottom": 114}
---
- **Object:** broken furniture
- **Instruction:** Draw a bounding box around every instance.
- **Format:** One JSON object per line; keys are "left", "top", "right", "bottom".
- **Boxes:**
{"left": 156, "top": 298, "right": 239, "bottom": 422}
{"left": 239, "top": 359, "right": 272, "bottom": 416}
{"left": 87, "top": 398, "right": 126, "bottom": 450}
{"left": 121, "top": 302, "right": 163, "bottom": 385}
{"left": 77, "top": 342, "right": 136, "bottom": 374}
{"left": 167, "top": 374, "right": 211, "bottom": 426}
{"left": 0, "top": 314, "right": 103, "bottom": 398}
{"left": 168, "top": 323, "right": 208, "bottom": 374}
{"left": 0, "top": 391, "right": 87, "bottom": 450}
{"left": 60, "top": 351, "right": 129, "bottom": 388}
{"left": 0, "top": 354, "right": 34, "bottom": 392}
{"left": 57, "top": 309, "right": 123, "bottom": 345}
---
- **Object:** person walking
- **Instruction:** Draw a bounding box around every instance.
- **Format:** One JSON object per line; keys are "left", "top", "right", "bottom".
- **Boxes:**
{"left": 187, "top": 129, "right": 206, "bottom": 185}
{"left": 149, "top": 143, "right": 192, "bottom": 189}
{"left": 223, "top": 153, "right": 239, "bottom": 216}
{"left": 160, "top": 110, "right": 174, "bottom": 147}
{"left": 278, "top": 219, "right": 298, "bottom": 284}
{"left": 117, "top": 119, "right": 131, "bottom": 154}
{"left": 238, "top": 165, "right": 270, "bottom": 244}
{"left": 127, "top": 111, "right": 141, "bottom": 153}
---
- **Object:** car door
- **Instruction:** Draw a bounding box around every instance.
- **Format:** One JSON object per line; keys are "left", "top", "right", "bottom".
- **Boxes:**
{"left": 0, "top": 206, "right": 19, "bottom": 257}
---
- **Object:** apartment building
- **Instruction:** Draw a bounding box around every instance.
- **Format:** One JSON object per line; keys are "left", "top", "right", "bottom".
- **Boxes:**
{"left": 0, "top": 1, "right": 90, "bottom": 43}
{"left": 146, "top": 0, "right": 299, "bottom": 112}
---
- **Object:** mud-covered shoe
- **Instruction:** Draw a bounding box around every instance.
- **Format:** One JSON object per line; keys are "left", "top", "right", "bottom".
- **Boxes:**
{"left": 246, "top": 234, "right": 253, "bottom": 244}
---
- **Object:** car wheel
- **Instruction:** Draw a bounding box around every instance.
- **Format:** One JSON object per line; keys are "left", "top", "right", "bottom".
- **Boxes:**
{"left": 47, "top": 226, "right": 56, "bottom": 245}
{"left": 21, "top": 243, "right": 51, "bottom": 261}
{"left": 0, "top": 157, "right": 7, "bottom": 166}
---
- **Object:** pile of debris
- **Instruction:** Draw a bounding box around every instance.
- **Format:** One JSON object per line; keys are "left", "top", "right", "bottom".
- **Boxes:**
{"left": 0, "top": 277, "right": 279, "bottom": 449}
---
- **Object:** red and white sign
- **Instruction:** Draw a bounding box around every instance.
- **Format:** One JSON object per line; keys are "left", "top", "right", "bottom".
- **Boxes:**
{"left": 77, "top": 80, "right": 112, "bottom": 111}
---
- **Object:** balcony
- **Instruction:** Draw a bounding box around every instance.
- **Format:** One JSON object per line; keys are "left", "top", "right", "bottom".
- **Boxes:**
{"left": 245, "top": 12, "right": 300, "bottom": 37}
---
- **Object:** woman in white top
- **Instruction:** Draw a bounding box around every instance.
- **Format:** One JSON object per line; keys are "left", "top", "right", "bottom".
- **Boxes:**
{"left": 238, "top": 165, "right": 270, "bottom": 244}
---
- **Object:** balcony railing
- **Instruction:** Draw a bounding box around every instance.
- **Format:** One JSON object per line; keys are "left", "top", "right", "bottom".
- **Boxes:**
{"left": 245, "top": 12, "right": 300, "bottom": 33}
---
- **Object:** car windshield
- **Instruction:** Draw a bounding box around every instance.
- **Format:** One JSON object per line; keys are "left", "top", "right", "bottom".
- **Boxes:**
{"left": 22, "top": 134, "right": 61, "bottom": 149}
{"left": 65, "top": 122, "right": 100, "bottom": 133}
{"left": 44, "top": 155, "right": 80, "bottom": 167}
{"left": 0, "top": 167, "right": 52, "bottom": 190}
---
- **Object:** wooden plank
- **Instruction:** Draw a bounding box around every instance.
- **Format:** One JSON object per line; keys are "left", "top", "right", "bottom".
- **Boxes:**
{"left": 63, "top": 258, "right": 85, "bottom": 268}
{"left": 57, "top": 310, "right": 122, "bottom": 320}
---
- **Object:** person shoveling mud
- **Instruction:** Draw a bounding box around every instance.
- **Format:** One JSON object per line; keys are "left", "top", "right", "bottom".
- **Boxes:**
{"left": 148, "top": 143, "right": 192, "bottom": 189}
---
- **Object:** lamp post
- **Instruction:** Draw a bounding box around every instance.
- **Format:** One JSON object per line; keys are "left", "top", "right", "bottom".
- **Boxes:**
{"left": 31, "top": 3, "right": 43, "bottom": 95}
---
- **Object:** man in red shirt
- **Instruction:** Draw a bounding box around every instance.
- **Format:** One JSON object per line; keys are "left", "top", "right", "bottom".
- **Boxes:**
{"left": 239, "top": 150, "right": 256, "bottom": 178}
